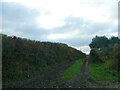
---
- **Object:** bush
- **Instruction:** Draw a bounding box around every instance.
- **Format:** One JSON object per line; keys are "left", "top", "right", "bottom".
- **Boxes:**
{"left": 109, "top": 44, "right": 119, "bottom": 70}
{"left": 2, "top": 34, "right": 86, "bottom": 83}
{"left": 90, "top": 49, "right": 102, "bottom": 63}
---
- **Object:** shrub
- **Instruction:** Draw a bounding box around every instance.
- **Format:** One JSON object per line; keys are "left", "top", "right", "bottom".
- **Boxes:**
{"left": 90, "top": 49, "right": 102, "bottom": 63}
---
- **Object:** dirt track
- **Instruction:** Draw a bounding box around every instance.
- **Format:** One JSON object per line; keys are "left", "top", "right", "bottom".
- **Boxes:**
{"left": 19, "top": 59, "right": 90, "bottom": 88}
{"left": 3, "top": 59, "right": 120, "bottom": 88}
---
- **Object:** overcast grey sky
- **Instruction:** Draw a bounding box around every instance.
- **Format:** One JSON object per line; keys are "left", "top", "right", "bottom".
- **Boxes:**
{"left": 1, "top": 0, "right": 118, "bottom": 54}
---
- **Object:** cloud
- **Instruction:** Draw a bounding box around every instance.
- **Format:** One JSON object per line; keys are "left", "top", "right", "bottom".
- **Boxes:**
{"left": 1, "top": 2, "right": 49, "bottom": 40}
{"left": 75, "top": 46, "right": 90, "bottom": 54}
{"left": 1, "top": 0, "right": 118, "bottom": 54}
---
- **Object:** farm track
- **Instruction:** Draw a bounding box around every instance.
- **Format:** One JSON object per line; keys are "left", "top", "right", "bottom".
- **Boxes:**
{"left": 3, "top": 59, "right": 120, "bottom": 88}
{"left": 60, "top": 59, "right": 120, "bottom": 88}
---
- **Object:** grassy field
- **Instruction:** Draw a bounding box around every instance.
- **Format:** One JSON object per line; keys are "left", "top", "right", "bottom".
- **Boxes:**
{"left": 89, "top": 63, "right": 119, "bottom": 81}
{"left": 62, "top": 59, "right": 83, "bottom": 81}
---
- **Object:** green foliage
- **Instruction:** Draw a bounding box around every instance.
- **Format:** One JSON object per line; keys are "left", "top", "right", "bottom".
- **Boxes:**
{"left": 89, "top": 35, "right": 109, "bottom": 49}
{"left": 89, "top": 35, "right": 120, "bottom": 71}
{"left": 90, "top": 63, "right": 119, "bottom": 81}
{"left": 110, "top": 36, "right": 120, "bottom": 45}
{"left": 62, "top": 59, "right": 83, "bottom": 81}
{"left": 2, "top": 34, "right": 86, "bottom": 83}
{"left": 90, "top": 49, "right": 102, "bottom": 63}
{"left": 89, "top": 35, "right": 120, "bottom": 83}
{"left": 109, "top": 44, "right": 119, "bottom": 70}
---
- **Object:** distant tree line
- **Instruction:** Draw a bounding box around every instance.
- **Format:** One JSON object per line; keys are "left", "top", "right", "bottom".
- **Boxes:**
{"left": 2, "top": 34, "right": 86, "bottom": 83}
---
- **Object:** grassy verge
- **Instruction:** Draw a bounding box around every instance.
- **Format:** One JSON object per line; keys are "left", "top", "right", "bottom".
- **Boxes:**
{"left": 62, "top": 59, "right": 83, "bottom": 81}
{"left": 89, "top": 63, "right": 120, "bottom": 81}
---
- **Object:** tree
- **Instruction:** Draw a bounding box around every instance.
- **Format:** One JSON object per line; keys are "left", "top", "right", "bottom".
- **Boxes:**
{"left": 89, "top": 36, "right": 109, "bottom": 50}
{"left": 89, "top": 35, "right": 120, "bottom": 70}
{"left": 90, "top": 49, "right": 102, "bottom": 63}
{"left": 110, "top": 36, "right": 120, "bottom": 45}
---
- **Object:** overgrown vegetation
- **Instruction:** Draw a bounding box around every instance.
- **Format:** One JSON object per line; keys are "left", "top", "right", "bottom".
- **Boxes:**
{"left": 89, "top": 49, "right": 102, "bottom": 63}
{"left": 89, "top": 35, "right": 120, "bottom": 81}
{"left": 89, "top": 63, "right": 119, "bottom": 81}
{"left": 62, "top": 59, "right": 83, "bottom": 81}
{"left": 2, "top": 34, "right": 86, "bottom": 83}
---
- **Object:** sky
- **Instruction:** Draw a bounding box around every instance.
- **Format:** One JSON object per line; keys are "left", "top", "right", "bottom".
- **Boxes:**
{"left": 1, "top": 0, "right": 119, "bottom": 54}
